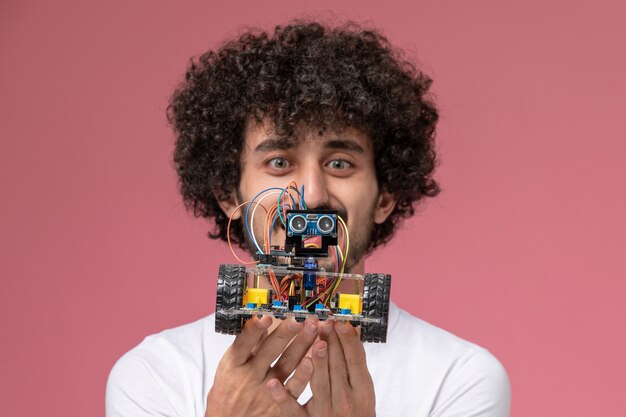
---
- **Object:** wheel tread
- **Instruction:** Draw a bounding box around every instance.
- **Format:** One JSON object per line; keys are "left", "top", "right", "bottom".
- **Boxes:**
{"left": 215, "top": 264, "right": 246, "bottom": 335}
{"left": 361, "top": 273, "right": 391, "bottom": 343}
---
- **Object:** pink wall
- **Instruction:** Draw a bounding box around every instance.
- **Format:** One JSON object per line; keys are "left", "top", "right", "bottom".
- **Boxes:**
{"left": 1, "top": 1, "right": 625, "bottom": 415}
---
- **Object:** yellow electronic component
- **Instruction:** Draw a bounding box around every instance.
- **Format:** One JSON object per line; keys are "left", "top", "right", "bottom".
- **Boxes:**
{"left": 246, "top": 288, "right": 269, "bottom": 306}
{"left": 338, "top": 293, "right": 362, "bottom": 314}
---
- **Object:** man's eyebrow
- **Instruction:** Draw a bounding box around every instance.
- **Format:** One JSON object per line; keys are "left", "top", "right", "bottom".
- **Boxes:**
{"left": 253, "top": 137, "right": 366, "bottom": 153}
{"left": 254, "top": 137, "right": 297, "bottom": 152}
{"left": 324, "top": 139, "right": 365, "bottom": 153}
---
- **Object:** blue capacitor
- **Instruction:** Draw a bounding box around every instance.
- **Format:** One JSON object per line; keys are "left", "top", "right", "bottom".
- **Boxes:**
{"left": 304, "top": 271, "right": 316, "bottom": 290}
{"left": 303, "top": 257, "right": 317, "bottom": 290}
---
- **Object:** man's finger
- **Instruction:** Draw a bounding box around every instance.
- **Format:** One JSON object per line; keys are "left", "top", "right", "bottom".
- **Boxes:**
{"left": 284, "top": 357, "right": 313, "bottom": 399}
{"left": 269, "top": 318, "right": 318, "bottom": 381}
{"left": 267, "top": 379, "right": 307, "bottom": 417}
{"left": 228, "top": 315, "right": 273, "bottom": 365}
{"left": 319, "top": 319, "right": 350, "bottom": 402}
{"left": 310, "top": 339, "right": 332, "bottom": 414}
{"left": 250, "top": 318, "right": 304, "bottom": 371}
{"left": 251, "top": 328, "right": 269, "bottom": 356}
{"left": 335, "top": 321, "right": 374, "bottom": 390}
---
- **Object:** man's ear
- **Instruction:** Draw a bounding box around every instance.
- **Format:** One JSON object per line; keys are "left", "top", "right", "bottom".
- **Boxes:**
{"left": 374, "top": 189, "right": 397, "bottom": 224}
{"left": 215, "top": 190, "right": 242, "bottom": 220}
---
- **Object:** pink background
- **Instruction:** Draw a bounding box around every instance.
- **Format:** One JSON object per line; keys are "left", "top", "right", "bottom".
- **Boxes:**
{"left": 1, "top": 1, "right": 625, "bottom": 416}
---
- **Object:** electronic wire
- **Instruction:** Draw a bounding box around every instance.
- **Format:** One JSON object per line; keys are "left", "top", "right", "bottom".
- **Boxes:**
{"left": 227, "top": 201, "right": 260, "bottom": 265}
{"left": 250, "top": 191, "right": 282, "bottom": 253}
{"left": 244, "top": 187, "right": 284, "bottom": 253}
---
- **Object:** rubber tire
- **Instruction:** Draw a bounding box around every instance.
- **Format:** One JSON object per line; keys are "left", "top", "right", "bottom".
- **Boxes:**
{"left": 215, "top": 264, "right": 246, "bottom": 335}
{"left": 360, "top": 273, "right": 391, "bottom": 343}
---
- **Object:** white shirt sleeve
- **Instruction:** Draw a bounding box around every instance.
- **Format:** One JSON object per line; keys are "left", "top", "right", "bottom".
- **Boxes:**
{"left": 429, "top": 348, "right": 511, "bottom": 417}
{"left": 106, "top": 352, "right": 179, "bottom": 417}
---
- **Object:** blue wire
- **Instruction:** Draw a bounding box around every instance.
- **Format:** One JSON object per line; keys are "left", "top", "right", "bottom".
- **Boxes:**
{"left": 278, "top": 185, "right": 300, "bottom": 226}
{"left": 277, "top": 189, "right": 288, "bottom": 227}
{"left": 245, "top": 183, "right": 308, "bottom": 253}
{"left": 244, "top": 186, "right": 284, "bottom": 253}
{"left": 288, "top": 186, "right": 297, "bottom": 207}
{"left": 300, "top": 185, "right": 307, "bottom": 209}
{"left": 268, "top": 209, "right": 282, "bottom": 244}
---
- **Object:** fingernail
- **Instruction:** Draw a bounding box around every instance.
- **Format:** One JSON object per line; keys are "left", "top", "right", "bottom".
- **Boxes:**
{"left": 255, "top": 315, "right": 271, "bottom": 329}
{"left": 320, "top": 320, "right": 333, "bottom": 334}
{"left": 288, "top": 319, "right": 303, "bottom": 332}
{"left": 316, "top": 346, "right": 327, "bottom": 358}
{"left": 336, "top": 321, "right": 351, "bottom": 334}
{"left": 304, "top": 319, "right": 318, "bottom": 335}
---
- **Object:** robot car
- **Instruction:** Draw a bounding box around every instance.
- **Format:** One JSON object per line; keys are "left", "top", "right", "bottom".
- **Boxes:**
{"left": 215, "top": 183, "right": 391, "bottom": 343}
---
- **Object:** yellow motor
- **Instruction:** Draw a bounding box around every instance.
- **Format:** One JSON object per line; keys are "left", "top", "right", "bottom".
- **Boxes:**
{"left": 338, "top": 293, "right": 362, "bottom": 314}
{"left": 245, "top": 288, "right": 269, "bottom": 306}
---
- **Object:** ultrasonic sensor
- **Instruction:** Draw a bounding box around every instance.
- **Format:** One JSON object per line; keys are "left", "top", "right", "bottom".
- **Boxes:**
{"left": 289, "top": 214, "right": 308, "bottom": 234}
{"left": 317, "top": 215, "right": 335, "bottom": 234}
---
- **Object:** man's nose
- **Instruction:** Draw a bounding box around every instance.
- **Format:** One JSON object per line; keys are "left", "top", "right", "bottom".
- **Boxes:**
{"left": 299, "top": 167, "right": 329, "bottom": 209}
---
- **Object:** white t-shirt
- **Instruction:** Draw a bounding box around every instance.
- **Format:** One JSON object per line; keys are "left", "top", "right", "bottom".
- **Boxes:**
{"left": 106, "top": 302, "right": 510, "bottom": 417}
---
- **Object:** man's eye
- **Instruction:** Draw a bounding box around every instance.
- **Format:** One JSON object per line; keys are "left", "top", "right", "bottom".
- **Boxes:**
{"left": 267, "top": 157, "right": 291, "bottom": 170}
{"left": 327, "top": 159, "right": 352, "bottom": 170}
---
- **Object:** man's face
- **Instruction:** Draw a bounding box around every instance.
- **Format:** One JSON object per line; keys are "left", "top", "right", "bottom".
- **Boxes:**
{"left": 226, "top": 118, "right": 395, "bottom": 274}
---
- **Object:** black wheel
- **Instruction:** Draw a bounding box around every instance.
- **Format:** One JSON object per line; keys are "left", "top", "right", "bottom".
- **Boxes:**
{"left": 360, "top": 273, "right": 391, "bottom": 343}
{"left": 215, "top": 264, "right": 246, "bottom": 335}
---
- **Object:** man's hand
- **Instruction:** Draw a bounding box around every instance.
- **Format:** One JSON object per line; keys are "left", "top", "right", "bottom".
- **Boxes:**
{"left": 205, "top": 315, "right": 319, "bottom": 417}
{"left": 267, "top": 320, "right": 376, "bottom": 417}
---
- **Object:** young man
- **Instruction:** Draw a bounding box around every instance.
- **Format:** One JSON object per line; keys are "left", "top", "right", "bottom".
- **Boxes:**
{"left": 106, "top": 20, "right": 510, "bottom": 417}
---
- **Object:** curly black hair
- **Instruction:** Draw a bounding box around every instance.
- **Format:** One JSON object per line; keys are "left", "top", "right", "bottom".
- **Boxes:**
{"left": 167, "top": 19, "right": 440, "bottom": 254}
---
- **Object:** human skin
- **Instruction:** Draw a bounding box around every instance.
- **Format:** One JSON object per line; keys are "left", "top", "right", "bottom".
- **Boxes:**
{"left": 267, "top": 320, "right": 376, "bottom": 417}
{"left": 228, "top": 117, "right": 397, "bottom": 274}
{"left": 205, "top": 315, "right": 319, "bottom": 417}
{"left": 205, "top": 117, "right": 396, "bottom": 416}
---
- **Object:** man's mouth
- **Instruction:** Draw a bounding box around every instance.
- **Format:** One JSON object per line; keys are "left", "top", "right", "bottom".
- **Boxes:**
{"left": 303, "top": 235, "right": 322, "bottom": 248}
